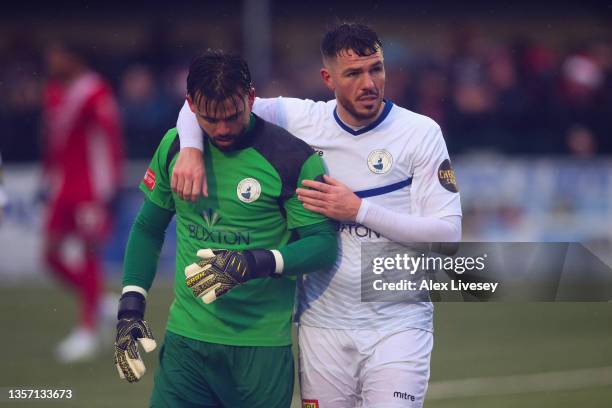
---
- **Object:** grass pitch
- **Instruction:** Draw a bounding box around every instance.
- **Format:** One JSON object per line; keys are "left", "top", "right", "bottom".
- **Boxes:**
{"left": 1, "top": 284, "right": 610, "bottom": 407}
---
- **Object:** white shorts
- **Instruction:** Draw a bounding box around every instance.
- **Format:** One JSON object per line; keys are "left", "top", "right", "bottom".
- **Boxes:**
{"left": 298, "top": 325, "right": 433, "bottom": 408}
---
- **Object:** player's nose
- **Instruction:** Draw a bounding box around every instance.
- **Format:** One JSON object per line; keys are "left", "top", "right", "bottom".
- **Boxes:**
{"left": 216, "top": 121, "right": 231, "bottom": 136}
{"left": 361, "top": 73, "right": 376, "bottom": 91}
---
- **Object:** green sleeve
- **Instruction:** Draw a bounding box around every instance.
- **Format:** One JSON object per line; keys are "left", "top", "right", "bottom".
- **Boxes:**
{"left": 283, "top": 153, "right": 328, "bottom": 229}
{"left": 122, "top": 198, "right": 174, "bottom": 291}
{"left": 278, "top": 220, "right": 337, "bottom": 276}
{"left": 139, "top": 129, "right": 178, "bottom": 211}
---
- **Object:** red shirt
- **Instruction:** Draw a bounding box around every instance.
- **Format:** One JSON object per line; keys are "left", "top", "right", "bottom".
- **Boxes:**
{"left": 43, "top": 72, "right": 124, "bottom": 202}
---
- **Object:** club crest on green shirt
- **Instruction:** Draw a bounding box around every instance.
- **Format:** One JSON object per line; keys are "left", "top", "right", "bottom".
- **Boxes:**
{"left": 237, "top": 178, "right": 261, "bottom": 203}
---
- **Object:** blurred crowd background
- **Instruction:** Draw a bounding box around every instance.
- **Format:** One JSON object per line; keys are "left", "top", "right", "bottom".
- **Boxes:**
{"left": 1, "top": 1, "right": 611, "bottom": 160}
{"left": 0, "top": 0, "right": 611, "bottom": 275}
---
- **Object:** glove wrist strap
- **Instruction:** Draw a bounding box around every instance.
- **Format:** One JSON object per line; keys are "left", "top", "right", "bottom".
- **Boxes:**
{"left": 245, "top": 249, "right": 277, "bottom": 278}
{"left": 118, "top": 291, "right": 146, "bottom": 320}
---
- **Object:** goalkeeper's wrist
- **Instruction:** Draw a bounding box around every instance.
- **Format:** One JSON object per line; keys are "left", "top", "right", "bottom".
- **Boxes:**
{"left": 118, "top": 290, "right": 146, "bottom": 320}
{"left": 245, "top": 249, "right": 284, "bottom": 278}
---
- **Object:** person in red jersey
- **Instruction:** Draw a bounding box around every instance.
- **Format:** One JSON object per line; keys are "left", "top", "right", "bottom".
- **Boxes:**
{"left": 42, "top": 43, "right": 124, "bottom": 362}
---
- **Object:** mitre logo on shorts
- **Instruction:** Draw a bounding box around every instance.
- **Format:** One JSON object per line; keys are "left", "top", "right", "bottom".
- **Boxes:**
{"left": 237, "top": 178, "right": 261, "bottom": 203}
{"left": 437, "top": 159, "right": 459, "bottom": 193}
{"left": 367, "top": 149, "right": 393, "bottom": 174}
{"left": 302, "top": 400, "right": 319, "bottom": 408}
{"left": 143, "top": 167, "right": 156, "bottom": 191}
{"left": 393, "top": 391, "right": 417, "bottom": 401}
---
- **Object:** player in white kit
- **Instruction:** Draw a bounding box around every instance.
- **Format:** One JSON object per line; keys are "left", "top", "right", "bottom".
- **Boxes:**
{"left": 173, "top": 24, "right": 462, "bottom": 408}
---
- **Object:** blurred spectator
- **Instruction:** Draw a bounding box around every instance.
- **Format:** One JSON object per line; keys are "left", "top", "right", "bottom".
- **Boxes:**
{"left": 41, "top": 43, "right": 124, "bottom": 363}
{"left": 486, "top": 47, "right": 531, "bottom": 153}
{"left": 0, "top": 37, "right": 43, "bottom": 161}
{"left": 414, "top": 67, "right": 448, "bottom": 128}
{"left": 444, "top": 27, "right": 496, "bottom": 153}
{"left": 119, "top": 64, "right": 174, "bottom": 158}
{"left": 566, "top": 124, "right": 597, "bottom": 157}
{"left": 554, "top": 53, "right": 608, "bottom": 154}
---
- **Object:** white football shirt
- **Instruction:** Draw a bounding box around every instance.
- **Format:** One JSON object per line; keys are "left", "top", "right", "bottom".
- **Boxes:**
{"left": 249, "top": 97, "right": 462, "bottom": 332}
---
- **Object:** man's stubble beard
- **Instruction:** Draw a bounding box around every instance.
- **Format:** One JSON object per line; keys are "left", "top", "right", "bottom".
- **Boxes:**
{"left": 336, "top": 93, "right": 384, "bottom": 123}
{"left": 208, "top": 126, "right": 249, "bottom": 151}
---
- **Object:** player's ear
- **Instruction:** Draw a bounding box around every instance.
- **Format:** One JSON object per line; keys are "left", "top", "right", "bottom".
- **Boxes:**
{"left": 187, "top": 95, "right": 197, "bottom": 114}
{"left": 247, "top": 86, "right": 255, "bottom": 110}
{"left": 320, "top": 67, "right": 334, "bottom": 91}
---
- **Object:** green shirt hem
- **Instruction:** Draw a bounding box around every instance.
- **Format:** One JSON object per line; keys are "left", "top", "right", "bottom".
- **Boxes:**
{"left": 165, "top": 324, "right": 292, "bottom": 347}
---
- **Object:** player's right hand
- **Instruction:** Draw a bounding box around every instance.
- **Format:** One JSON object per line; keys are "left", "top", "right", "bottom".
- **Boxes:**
{"left": 184, "top": 249, "right": 250, "bottom": 304}
{"left": 114, "top": 292, "right": 157, "bottom": 383}
{"left": 185, "top": 248, "right": 277, "bottom": 304}
{"left": 171, "top": 147, "right": 208, "bottom": 201}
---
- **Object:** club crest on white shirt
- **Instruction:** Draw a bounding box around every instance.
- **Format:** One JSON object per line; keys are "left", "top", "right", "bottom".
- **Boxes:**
{"left": 367, "top": 149, "right": 393, "bottom": 174}
{"left": 237, "top": 178, "right": 261, "bottom": 203}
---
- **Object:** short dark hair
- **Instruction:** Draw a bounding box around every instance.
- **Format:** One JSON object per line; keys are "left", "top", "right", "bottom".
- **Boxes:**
{"left": 320, "top": 23, "right": 382, "bottom": 59}
{"left": 187, "top": 49, "right": 252, "bottom": 113}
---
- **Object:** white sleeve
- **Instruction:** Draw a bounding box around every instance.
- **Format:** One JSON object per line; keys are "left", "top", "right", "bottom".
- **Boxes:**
{"left": 252, "top": 97, "right": 283, "bottom": 124}
{"left": 177, "top": 100, "right": 203, "bottom": 151}
{"left": 355, "top": 121, "right": 462, "bottom": 243}
{"left": 356, "top": 200, "right": 461, "bottom": 242}
{"left": 254, "top": 96, "right": 318, "bottom": 132}
{"left": 176, "top": 96, "right": 318, "bottom": 149}
{"left": 410, "top": 123, "right": 462, "bottom": 218}
{"left": 176, "top": 97, "right": 285, "bottom": 151}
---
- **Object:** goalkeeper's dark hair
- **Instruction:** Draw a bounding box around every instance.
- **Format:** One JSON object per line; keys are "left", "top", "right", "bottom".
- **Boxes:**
{"left": 187, "top": 49, "right": 253, "bottom": 114}
{"left": 321, "top": 23, "right": 382, "bottom": 59}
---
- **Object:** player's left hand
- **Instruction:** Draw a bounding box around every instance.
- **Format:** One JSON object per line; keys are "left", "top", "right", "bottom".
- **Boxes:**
{"left": 185, "top": 248, "right": 276, "bottom": 304}
{"left": 297, "top": 175, "right": 361, "bottom": 222}
{"left": 114, "top": 292, "right": 157, "bottom": 383}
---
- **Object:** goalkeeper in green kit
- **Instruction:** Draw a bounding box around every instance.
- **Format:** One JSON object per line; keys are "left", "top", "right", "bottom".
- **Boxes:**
{"left": 114, "top": 50, "right": 337, "bottom": 407}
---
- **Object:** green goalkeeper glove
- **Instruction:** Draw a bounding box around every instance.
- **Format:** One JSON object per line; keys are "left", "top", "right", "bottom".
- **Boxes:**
{"left": 114, "top": 291, "right": 157, "bottom": 383}
{"left": 184, "top": 248, "right": 280, "bottom": 304}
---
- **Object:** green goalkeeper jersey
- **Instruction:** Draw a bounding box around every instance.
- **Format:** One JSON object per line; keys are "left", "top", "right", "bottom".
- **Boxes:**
{"left": 140, "top": 115, "right": 328, "bottom": 346}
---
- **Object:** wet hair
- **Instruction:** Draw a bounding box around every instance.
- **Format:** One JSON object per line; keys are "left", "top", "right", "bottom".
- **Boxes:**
{"left": 320, "top": 23, "right": 383, "bottom": 59}
{"left": 186, "top": 49, "right": 252, "bottom": 114}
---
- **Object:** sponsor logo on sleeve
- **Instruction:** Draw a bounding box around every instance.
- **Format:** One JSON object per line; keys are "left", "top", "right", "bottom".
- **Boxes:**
{"left": 302, "top": 399, "right": 319, "bottom": 408}
{"left": 437, "top": 159, "right": 458, "bottom": 192}
{"left": 143, "top": 167, "right": 156, "bottom": 191}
